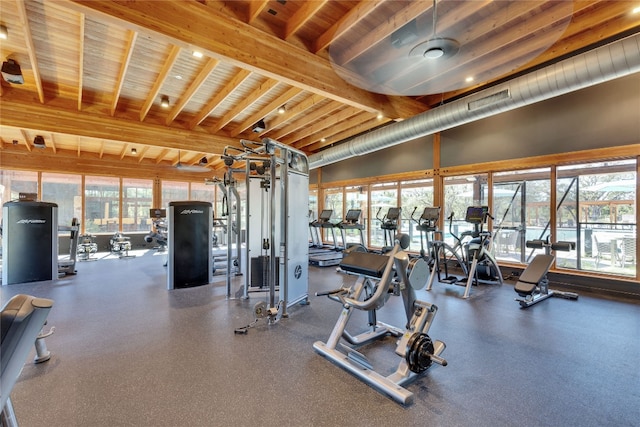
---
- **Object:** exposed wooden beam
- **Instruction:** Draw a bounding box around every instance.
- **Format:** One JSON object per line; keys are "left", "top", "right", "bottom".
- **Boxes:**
{"left": 230, "top": 86, "right": 303, "bottom": 137}
{"left": 210, "top": 78, "right": 279, "bottom": 133}
{"left": 259, "top": 93, "right": 323, "bottom": 137}
{"left": 166, "top": 57, "right": 219, "bottom": 125}
{"left": 119, "top": 143, "right": 129, "bottom": 160}
{"left": 312, "top": 0, "right": 384, "bottom": 53}
{"left": 334, "top": 1, "right": 433, "bottom": 66}
{"left": 137, "top": 145, "right": 150, "bottom": 163}
{"left": 290, "top": 106, "right": 361, "bottom": 148}
{"left": 50, "top": 133, "right": 58, "bottom": 154}
{"left": 0, "top": 94, "right": 238, "bottom": 154}
{"left": 78, "top": 13, "right": 85, "bottom": 110}
{"left": 140, "top": 44, "right": 181, "bottom": 121}
{"left": 65, "top": 0, "right": 427, "bottom": 119}
{"left": 111, "top": 30, "right": 138, "bottom": 116}
{"left": 155, "top": 148, "right": 170, "bottom": 164}
{"left": 284, "top": 1, "right": 327, "bottom": 41}
{"left": 247, "top": 0, "right": 268, "bottom": 24}
{"left": 19, "top": 130, "right": 32, "bottom": 152}
{"left": 190, "top": 69, "right": 252, "bottom": 129}
{"left": 268, "top": 100, "right": 343, "bottom": 141}
{"left": 16, "top": 0, "right": 45, "bottom": 103}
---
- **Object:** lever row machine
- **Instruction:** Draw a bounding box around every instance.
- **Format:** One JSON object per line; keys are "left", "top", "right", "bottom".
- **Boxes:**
{"left": 313, "top": 233, "right": 446, "bottom": 405}
{"left": 515, "top": 238, "right": 579, "bottom": 308}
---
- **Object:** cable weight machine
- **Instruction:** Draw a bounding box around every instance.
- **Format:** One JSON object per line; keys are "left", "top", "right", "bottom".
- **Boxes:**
{"left": 223, "top": 138, "right": 309, "bottom": 327}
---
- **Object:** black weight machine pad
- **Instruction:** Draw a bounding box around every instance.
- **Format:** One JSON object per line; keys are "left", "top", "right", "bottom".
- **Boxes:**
{"left": 514, "top": 254, "right": 554, "bottom": 295}
{"left": 340, "top": 251, "right": 389, "bottom": 278}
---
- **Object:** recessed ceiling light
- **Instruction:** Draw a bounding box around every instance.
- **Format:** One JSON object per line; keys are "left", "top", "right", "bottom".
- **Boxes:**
{"left": 0, "top": 25, "right": 8, "bottom": 40}
{"left": 278, "top": 105, "right": 286, "bottom": 114}
{"left": 192, "top": 51, "right": 203, "bottom": 58}
{"left": 465, "top": 76, "right": 474, "bottom": 83}
{"left": 633, "top": 6, "right": 640, "bottom": 14}
{"left": 131, "top": 148, "right": 137, "bottom": 155}
{"left": 320, "top": 138, "right": 326, "bottom": 142}
{"left": 174, "top": 75, "right": 182, "bottom": 80}
{"left": 161, "top": 95, "right": 170, "bottom": 108}
{"left": 376, "top": 112, "right": 383, "bottom": 120}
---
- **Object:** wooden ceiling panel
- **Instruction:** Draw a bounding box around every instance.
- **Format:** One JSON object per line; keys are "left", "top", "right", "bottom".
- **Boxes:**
{"left": 0, "top": 0, "right": 637, "bottom": 177}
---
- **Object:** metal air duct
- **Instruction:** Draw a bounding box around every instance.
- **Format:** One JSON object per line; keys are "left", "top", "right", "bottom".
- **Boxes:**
{"left": 309, "top": 33, "right": 640, "bottom": 170}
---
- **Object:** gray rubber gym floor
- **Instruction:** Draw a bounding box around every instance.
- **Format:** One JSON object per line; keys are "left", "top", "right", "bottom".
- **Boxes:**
{"left": 2, "top": 250, "right": 639, "bottom": 427}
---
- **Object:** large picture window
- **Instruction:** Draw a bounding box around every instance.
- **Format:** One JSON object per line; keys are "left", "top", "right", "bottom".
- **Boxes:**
{"left": 557, "top": 160, "right": 636, "bottom": 276}
{"left": 123, "top": 178, "right": 152, "bottom": 232}
{"left": 85, "top": 176, "right": 120, "bottom": 233}
{"left": 42, "top": 173, "right": 82, "bottom": 227}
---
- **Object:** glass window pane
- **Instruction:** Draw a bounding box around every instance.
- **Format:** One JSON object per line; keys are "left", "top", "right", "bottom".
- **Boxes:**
{"left": 344, "top": 186, "right": 368, "bottom": 247}
{"left": 370, "top": 182, "right": 398, "bottom": 248}
{"left": 0, "top": 170, "right": 38, "bottom": 229}
{"left": 400, "top": 179, "right": 434, "bottom": 252}
{"left": 123, "top": 178, "right": 153, "bottom": 232}
{"left": 42, "top": 173, "right": 82, "bottom": 227}
{"left": 443, "top": 174, "right": 488, "bottom": 246}
{"left": 85, "top": 176, "right": 120, "bottom": 234}
{"left": 323, "top": 188, "right": 342, "bottom": 245}
{"left": 557, "top": 160, "right": 636, "bottom": 277}
{"left": 492, "top": 168, "right": 551, "bottom": 263}
{"left": 162, "top": 180, "right": 189, "bottom": 205}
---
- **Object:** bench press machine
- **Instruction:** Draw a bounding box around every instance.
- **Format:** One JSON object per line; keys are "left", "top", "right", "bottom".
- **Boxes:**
{"left": 515, "top": 239, "right": 579, "bottom": 308}
{"left": 313, "top": 233, "right": 446, "bottom": 405}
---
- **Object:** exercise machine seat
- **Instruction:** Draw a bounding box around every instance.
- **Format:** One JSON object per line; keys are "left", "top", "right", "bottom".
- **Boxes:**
{"left": 340, "top": 251, "right": 389, "bottom": 278}
{"left": 1, "top": 294, "right": 54, "bottom": 413}
{"left": 514, "top": 254, "right": 554, "bottom": 296}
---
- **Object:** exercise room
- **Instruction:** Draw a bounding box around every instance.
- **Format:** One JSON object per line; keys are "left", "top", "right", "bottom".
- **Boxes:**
{"left": 1, "top": 2, "right": 639, "bottom": 426}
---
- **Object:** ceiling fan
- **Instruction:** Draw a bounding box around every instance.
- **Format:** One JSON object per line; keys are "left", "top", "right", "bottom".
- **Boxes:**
{"left": 328, "top": 0, "right": 574, "bottom": 96}
{"left": 173, "top": 151, "right": 211, "bottom": 173}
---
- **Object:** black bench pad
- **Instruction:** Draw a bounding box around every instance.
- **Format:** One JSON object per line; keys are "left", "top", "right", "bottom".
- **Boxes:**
{"left": 340, "top": 251, "right": 389, "bottom": 278}
{"left": 514, "top": 254, "right": 554, "bottom": 295}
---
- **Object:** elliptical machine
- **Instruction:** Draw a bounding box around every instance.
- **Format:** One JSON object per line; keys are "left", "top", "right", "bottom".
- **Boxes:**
{"left": 376, "top": 207, "right": 401, "bottom": 253}
{"left": 427, "top": 206, "right": 502, "bottom": 299}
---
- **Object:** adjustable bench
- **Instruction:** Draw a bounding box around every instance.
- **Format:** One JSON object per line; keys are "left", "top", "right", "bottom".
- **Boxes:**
{"left": 514, "top": 240, "right": 578, "bottom": 308}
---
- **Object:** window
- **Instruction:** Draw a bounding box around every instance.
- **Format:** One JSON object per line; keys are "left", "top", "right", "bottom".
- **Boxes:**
{"left": 122, "top": 178, "right": 153, "bottom": 232}
{"left": 0, "top": 170, "right": 38, "bottom": 228}
{"left": 443, "top": 174, "right": 488, "bottom": 245}
{"left": 344, "top": 186, "right": 368, "bottom": 247}
{"left": 492, "top": 168, "right": 551, "bottom": 263}
{"left": 557, "top": 160, "right": 636, "bottom": 276}
{"left": 323, "top": 187, "right": 343, "bottom": 245}
{"left": 370, "top": 182, "right": 398, "bottom": 248}
{"left": 162, "top": 180, "right": 189, "bottom": 206}
{"left": 42, "top": 173, "right": 82, "bottom": 227}
{"left": 190, "top": 182, "right": 215, "bottom": 204}
{"left": 400, "top": 179, "right": 434, "bottom": 252}
{"left": 85, "top": 176, "right": 120, "bottom": 233}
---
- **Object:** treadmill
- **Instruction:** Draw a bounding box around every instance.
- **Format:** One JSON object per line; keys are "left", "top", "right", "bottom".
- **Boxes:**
{"left": 308, "top": 209, "right": 343, "bottom": 267}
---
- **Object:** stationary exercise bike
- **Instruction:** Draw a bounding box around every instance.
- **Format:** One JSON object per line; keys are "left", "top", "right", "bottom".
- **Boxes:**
{"left": 314, "top": 233, "right": 446, "bottom": 405}
{"left": 77, "top": 233, "right": 98, "bottom": 261}
{"left": 514, "top": 238, "right": 579, "bottom": 308}
{"left": 110, "top": 231, "right": 134, "bottom": 258}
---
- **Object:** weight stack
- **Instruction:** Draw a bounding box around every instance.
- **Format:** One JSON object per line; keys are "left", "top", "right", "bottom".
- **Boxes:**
{"left": 167, "top": 201, "right": 212, "bottom": 290}
{"left": 2, "top": 201, "right": 58, "bottom": 285}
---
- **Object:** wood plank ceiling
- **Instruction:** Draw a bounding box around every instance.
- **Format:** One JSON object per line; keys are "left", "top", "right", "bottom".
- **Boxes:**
{"left": 1, "top": 0, "right": 639, "bottom": 179}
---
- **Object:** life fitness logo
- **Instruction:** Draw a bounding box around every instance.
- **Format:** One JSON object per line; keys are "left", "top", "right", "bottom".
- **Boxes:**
{"left": 180, "top": 209, "right": 204, "bottom": 215}
{"left": 294, "top": 264, "right": 302, "bottom": 279}
{"left": 17, "top": 219, "right": 47, "bottom": 224}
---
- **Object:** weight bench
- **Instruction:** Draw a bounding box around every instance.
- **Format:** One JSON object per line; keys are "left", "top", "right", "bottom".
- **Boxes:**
{"left": 515, "top": 240, "right": 579, "bottom": 308}
{"left": 313, "top": 234, "right": 446, "bottom": 405}
{"left": 1, "top": 294, "right": 54, "bottom": 427}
